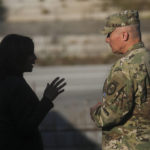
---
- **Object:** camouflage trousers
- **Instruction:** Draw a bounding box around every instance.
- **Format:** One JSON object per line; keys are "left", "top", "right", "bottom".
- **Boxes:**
{"left": 102, "top": 139, "right": 130, "bottom": 150}
{"left": 102, "top": 138, "right": 150, "bottom": 150}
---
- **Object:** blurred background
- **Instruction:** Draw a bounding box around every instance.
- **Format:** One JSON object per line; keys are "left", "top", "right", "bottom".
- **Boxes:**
{"left": 0, "top": 0, "right": 150, "bottom": 150}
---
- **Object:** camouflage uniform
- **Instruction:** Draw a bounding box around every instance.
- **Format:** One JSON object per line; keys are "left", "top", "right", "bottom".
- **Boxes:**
{"left": 91, "top": 10, "right": 150, "bottom": 150}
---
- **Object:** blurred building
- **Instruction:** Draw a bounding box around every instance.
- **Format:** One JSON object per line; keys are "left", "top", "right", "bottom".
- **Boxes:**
{"left": 4, "top": 0, "right": 108, "bottom": 22}
{"left": 1, "top": 0, "right": 150, "bottom": 65}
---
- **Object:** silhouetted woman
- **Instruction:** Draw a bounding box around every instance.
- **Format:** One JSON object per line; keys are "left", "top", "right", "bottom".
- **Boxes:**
{"left": 0, "top": 34, "right": 66, "bottom": 150}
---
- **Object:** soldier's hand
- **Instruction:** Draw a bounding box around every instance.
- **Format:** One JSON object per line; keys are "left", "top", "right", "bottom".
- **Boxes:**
{"left": 90, "top": 102, "right": 102, "bottom": 121}
{"left": 43, "top": 77, "right": 66, "bottom": 102}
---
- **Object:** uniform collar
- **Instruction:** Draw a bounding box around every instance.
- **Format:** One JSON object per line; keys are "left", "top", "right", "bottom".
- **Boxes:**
{"left": 123, "top": 42, "right": 144, "bottom": 56}
{"left": 128, "top": 42, "right": 144, "bottom": 51}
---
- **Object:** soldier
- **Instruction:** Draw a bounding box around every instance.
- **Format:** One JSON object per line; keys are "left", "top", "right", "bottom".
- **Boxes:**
{"left": 90, "top": 10, "right": 150, "bottom": 150}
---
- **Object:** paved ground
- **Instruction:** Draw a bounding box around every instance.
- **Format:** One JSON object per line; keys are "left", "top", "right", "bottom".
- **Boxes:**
{"left": 24, "top": 65, "right": 111, "bottom": 150}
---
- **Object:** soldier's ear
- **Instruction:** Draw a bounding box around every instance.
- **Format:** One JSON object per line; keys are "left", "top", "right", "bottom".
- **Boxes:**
{"left": 122, "top": 32, "right": 129, "bottom": 41}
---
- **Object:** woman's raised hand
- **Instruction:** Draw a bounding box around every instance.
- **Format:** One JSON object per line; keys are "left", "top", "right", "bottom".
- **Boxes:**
{"left": 43, "top": 77, "right": 66, "bottom": 102}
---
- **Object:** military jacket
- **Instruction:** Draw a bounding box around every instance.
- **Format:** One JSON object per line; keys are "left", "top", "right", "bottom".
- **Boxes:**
{"left": 91, "top": 42, "right": 150, "bottom": 150}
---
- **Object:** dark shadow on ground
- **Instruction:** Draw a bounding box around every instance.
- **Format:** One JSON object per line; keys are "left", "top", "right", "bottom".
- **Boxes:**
{"left": 40, "top": 111, "right": 101, "bottom": 150}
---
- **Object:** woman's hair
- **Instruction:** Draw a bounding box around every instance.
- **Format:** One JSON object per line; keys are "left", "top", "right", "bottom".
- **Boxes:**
{"left": 0, "top": 34, "right": 34, "bottom": 78}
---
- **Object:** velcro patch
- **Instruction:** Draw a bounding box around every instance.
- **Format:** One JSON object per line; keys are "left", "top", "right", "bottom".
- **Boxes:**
{"left": 107, "top": 81, "right": 118, "bottom": 95}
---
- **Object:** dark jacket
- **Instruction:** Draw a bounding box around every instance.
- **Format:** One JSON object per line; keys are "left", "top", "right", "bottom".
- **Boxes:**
{"left": 0, "top": 75, "right": 53, "bottom": 150}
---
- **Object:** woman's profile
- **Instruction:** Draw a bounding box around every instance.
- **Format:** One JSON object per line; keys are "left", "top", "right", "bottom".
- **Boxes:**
{"left": 0, "top": 34, "right": 66, "bottom": 150}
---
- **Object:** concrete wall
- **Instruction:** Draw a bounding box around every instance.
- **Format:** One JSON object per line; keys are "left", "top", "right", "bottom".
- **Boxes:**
{"left": 1, "top": 0, "right": 150, "bottom": 60}
{"left": 33, "top": 35, "right": 109, "bottom": 58}
{"left": 3, "top": 0, "right": 109, "bottom": 22}
{"left": 33, "top": 33, "right": 150, "bottom": 59}
{"left": 0, "top": 33, "right": 150, "bottom": 62}
{"left": 3, "top": 0, "right": 150, "bottom": 22}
